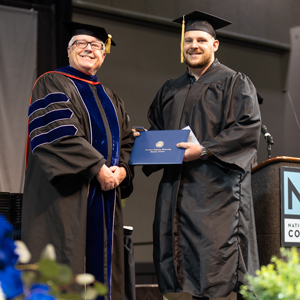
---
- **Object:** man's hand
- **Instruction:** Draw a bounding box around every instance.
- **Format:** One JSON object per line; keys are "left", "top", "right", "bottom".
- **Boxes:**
{"left": 132, "top": 128, "right": 140, "bottom": 137}
{"left": 96, "top": 164, "right": 119, "bottom": 191}
{"left": 109, "top": 166, "right": 127, "bottom": 184}
{"left": 177, "top": 142, "right": 203, "bottom": 162}
{"left": 132, "top": 126, "right": 146, "bottom": 137}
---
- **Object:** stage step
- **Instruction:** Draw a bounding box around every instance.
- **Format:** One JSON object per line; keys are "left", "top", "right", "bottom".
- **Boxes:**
{"left": 136, "top": 284, "right": 163, "bottom": 300}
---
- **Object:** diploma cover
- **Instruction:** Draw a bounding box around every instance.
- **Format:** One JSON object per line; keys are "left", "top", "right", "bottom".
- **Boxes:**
{"left": 129, "top": 130, "right": 190, "bottom": 165}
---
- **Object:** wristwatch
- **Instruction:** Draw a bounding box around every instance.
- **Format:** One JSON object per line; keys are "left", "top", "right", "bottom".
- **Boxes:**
{"left": 199, "top": 147, "right": 209, "bottom": 160}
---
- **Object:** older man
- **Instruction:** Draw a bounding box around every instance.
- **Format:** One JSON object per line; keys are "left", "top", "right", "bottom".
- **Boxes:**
{"left": 21, "top": 22, "right": 134, "bottom": 299}
{"left": 141, "top": 11, "right": 261, "bottom": 300}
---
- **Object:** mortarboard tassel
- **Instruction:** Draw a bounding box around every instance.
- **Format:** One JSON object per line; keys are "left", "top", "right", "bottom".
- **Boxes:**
{"left": 181, "top": 15, "right": 185, "bottom": 63}
{"left": 105, "top": 34, "right": 112, "bottom": 53}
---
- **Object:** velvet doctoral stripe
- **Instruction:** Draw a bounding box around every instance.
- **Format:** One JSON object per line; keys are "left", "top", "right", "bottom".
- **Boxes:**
{"left": 54, "top": 67, "right": 120, "bottom": 299}
{"left": 28, "top": 92, "right": 77, "bottom": 151}
{"left": 95, "top": 84, "right": 120, "bottom": 298}
{"left": 28, "top": 92, "right": 69, "bottom": 116}
{"left": 30, "top": 125, "right": 77, "bottom": 151}
{"left": 29, "top": 108, "right": 73, "bottom": 135}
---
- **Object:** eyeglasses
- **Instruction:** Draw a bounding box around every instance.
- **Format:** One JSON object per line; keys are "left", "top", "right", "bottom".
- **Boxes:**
{"left": 72, "top": 40, "right": 104, "bottom": 51}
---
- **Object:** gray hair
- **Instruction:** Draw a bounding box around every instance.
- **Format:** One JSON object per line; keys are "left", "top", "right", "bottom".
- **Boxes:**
{"left": 68, "top": 36, "right": 76, "bottom": 48}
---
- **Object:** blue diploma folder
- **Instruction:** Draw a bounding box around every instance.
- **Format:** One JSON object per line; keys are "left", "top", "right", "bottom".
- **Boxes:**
{"left": 129, "top": 130, "right": 190, "bottom": 165}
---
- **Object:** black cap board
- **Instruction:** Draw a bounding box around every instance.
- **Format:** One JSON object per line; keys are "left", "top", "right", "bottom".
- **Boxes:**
{"left": 63, "top": 21, "right": 116, "bottom": 46}
{"left": 173, "top": 11, "right": 231, "bottom": 38}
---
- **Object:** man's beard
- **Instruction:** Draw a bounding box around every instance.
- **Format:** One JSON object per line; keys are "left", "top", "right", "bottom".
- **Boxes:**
{"left": 184, "top": 52, "right": 212, "bottom": 69}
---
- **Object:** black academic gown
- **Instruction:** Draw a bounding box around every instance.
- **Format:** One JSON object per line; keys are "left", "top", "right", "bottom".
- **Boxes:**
{"left": 22, "top": 67, "right": 134, "bottom": 300}
{"left": 143, "top": 59, "right": 261, "bottom": 298}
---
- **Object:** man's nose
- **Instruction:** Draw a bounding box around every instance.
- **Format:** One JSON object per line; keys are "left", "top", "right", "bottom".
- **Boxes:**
{"left": 191, "top": 40, "right": 199, "bottom": 48}
{"left": 85, "top": 43, "right": 93, "bottom": 50}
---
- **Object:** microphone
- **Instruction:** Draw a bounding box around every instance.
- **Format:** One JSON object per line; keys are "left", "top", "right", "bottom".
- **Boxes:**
{"left": 261, "top": 124, "right": 274, "bottom": 145}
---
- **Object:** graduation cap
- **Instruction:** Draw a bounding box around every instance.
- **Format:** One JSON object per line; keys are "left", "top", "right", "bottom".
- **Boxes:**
{"left": 63, "top": 21, "right": 116, "bottom": 54}
{"left": 172, "top": 11, "right": 231, "bottom": 63}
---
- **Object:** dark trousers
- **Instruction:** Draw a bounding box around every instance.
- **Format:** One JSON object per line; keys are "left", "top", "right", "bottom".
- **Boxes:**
{"left": 192, "top": 292, "right": 244, "bottom": 299}
{"left": 237, "top": 293, "right": 244, "bottom": 300}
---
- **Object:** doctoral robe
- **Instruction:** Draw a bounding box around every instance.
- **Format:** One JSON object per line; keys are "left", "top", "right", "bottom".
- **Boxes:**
{"left": 22, "top": 66, "right": 134, "bottom": 300}
{"left": 143, "top": 59, "right": 261, "bottom": 298}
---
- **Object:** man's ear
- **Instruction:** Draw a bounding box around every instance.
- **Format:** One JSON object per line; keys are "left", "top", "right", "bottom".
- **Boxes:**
{"left": 213, "top": 39, "right": 219, "bottom": 52}
{"left": 67, "top": 47, "right": 71, "bottom": 57}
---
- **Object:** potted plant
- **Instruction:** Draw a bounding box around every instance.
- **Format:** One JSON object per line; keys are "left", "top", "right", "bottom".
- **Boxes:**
{"left": 240, "top": 247, "right": 300, "bottom": 300}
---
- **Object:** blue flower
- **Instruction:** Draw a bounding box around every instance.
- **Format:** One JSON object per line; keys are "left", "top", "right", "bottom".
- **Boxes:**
{"left": 25, "top": 284, "right": 56, "bottom": 300}
{"left": 30, "top": 284, "right": 50, "bottom": 292}
{"left": 0, "top": 215, "right": 18, "bottom": 270}
{"left": 0, "top": 237, "right": 18, "bottom": 270}
{"left": 0, "top": 266, "right": 23, "bottom": 299}
{"left": 0, "top": 215, "right": 13, "bottom": 243}
{"left": 0, "top": 214, "right": 23, "bottom": 299}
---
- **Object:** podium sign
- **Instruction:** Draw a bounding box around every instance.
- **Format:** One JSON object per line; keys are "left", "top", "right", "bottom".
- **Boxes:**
{"left": 280, "top": 166, "right": 300, "bottom": 247}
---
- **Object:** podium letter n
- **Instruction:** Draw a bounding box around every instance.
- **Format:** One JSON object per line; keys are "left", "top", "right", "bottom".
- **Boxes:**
{"left": 288, "top": 178, "right": 300, "bottom": 209}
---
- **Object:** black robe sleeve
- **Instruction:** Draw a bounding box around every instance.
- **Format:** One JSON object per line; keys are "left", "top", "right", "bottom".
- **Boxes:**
{"left": 201, "top": 73, "right": 261, "bottom": 173}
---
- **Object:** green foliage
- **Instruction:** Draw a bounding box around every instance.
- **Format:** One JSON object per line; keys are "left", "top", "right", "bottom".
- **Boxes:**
{"left": 240, "top": 247, "right": 300, "bottom": 300}
{"left": 93, "top": 282, "right": 109, "bottom": 295}
{"left": 19, "top": 255, "right": 108, "bottom": 300}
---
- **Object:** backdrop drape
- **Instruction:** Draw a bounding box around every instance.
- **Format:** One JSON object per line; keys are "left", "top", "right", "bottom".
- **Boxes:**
{"left": 0, "top": 5, "right": 37, "bottom": 192}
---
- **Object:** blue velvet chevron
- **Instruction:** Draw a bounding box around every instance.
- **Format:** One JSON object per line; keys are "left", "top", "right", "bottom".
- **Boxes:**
{"left": 28, "top": 93, "right": 76, "bottom": 151}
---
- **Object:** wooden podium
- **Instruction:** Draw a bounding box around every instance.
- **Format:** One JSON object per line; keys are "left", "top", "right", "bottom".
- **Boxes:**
{"left": 251, "top": 156, "right": 300, "bottom": 267}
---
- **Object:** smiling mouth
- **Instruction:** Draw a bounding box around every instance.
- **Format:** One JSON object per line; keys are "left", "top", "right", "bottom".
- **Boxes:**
{"left": 188, "top": 52, "right": 202, "bottom": 55}
{"left": 80, "top": 55, "right": 94, "bottom": 59}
